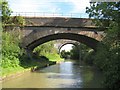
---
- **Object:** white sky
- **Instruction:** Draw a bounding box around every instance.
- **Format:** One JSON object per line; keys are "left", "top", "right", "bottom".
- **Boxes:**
{"left": 8, "top": 0, "right": 90, "bottom": 18}
{"left": 60, "top": 44, "right": 74, "bottom": 52}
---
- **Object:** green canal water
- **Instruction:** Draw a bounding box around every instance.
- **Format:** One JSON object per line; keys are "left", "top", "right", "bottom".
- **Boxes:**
{"left": 2, "top": 60, "right": 104, "bottom": 88}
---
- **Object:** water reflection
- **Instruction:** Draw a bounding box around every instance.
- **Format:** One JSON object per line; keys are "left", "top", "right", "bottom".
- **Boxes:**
{"left": 2, "top": 60, "right": 104, "bottom": 88}
{"left": 60, "top": 61, "right": 73, "bottom": 74}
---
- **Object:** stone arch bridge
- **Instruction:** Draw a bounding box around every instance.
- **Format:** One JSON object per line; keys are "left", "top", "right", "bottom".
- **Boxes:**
{"left": 20, "top": 17, "right": 105, "bottom": 51}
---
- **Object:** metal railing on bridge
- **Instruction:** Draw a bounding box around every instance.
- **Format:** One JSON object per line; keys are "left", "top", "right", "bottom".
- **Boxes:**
{"left": 11, "top": 12, "right": 89, "bottom": 18}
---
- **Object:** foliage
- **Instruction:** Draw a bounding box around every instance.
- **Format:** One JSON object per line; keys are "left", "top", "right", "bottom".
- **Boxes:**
{"left": 86, "top": 2, "right": 120, "bottom": 27}
{"left": 1, "top": 31, "right": 63, "bottom": 76}
{"left": 93, "top": 28, "right": 120, "bottom": 88}
{"left": 70, "top": 45, "right": 79, "bottom": 60}
{"left": 61, "top": 50, "right": 71, "bottom": 59}
{"left": 33, "top": 41, "right": 57, "bottom": 56}
{"left": 1, "top": 31, "right": 22, "bottom": 76}
{"left": 1, "top": 0, "right": 12, "bottom": 25}
{"left": 11, "top": 16, "right": 25, "bottom": 26}
{"left": 86, "top": 2, "right": 120, "bottom": 88}
{"left": 80, "top": 44, "right": 93, "bottom": 61}
{"left": 45, "top": 53, "right": 63, "bottom": 62}
{"left": 83, "top": 50, "right": 95, "bottom": 65}
{"left": 1, "top": 0, "right": 25, "bottom": 28}
{"left": 33, "top": 41, "right": 63, "bottom": 62}
{"left": 2, "top": 32, "right": 21, "bottom": 67}
{"left": 1, "top": 30, "right": 38, "bottom": 76}
{"left": 1, "top": 31, "right": 50, "bottom": 76}
{"left": 60, "top": 43, "right": 93, "bottom": 61}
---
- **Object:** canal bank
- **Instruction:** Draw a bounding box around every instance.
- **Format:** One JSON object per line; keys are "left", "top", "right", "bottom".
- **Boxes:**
{"left": 2, "top": 60, "right": 104, "bottom": 88}
{"left": 1, "top": 60, "right": 56, "bottom": 81}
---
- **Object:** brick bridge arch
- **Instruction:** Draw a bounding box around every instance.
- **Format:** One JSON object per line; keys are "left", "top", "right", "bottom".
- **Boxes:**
{"left": 21, "top": 17, "right": 105, "bottom": 51}
{"left": 21, "top": 33, "right": 100, "bottom": 51}
{"left": 58, "top": 42, "right": 80, "bottom": 53}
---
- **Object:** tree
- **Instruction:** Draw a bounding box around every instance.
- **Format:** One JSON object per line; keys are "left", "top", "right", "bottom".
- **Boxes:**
{"left": 12, "top": 16, "right": 25, "bottom": 26}
{"left": 1, "top": 0, "right": 12, "bottom": 25}
{"left": 1, "top": 0, "right": 25, "bottom": 28}
{"left": 86, "top": 2, "right": 120, "bottom": 27}
{"left": 70, "top": 45, "right": 79, "bottom": 60}
{"left": 86, "top": 2, "right": 120, "bottom": 88}
{"left": 60, "top": 50, "right": 71, "bottom": 59}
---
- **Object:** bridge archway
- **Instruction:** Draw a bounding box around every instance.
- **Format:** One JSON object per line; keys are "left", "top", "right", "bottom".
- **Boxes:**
{"left": 59, "top": 42, "right": 79, "bottom": 54}
{"left": 59, "top": 42, "right": 80, "bottom": 60}
{"left": 25, "top": 33, "right": 100, "bottom": 51}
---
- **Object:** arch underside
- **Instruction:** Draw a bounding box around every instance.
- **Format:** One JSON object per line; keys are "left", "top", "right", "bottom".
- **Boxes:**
{"left": 25, "top": 33, "right": 100, "bottom": 51}
{"left": 59, "top": 42, "right": 79, "bottom": 53}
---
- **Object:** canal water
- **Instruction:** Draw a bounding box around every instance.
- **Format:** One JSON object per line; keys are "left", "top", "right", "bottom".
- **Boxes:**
{"left": 2, "top": 60, "right": 104, "bottom": 88}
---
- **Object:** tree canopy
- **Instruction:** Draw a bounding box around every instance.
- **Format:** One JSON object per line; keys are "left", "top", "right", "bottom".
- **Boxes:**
{"left": 86, "top": 2, "right": 120, "bottom": 88}
{"left": 1, "top": 0, "right": 12, "bottom": 25}
{"left": 86, "top": 2, "right": 120, "bottom": 27}
{"left": 1, "top": 0, "right": 25, "bottom": 28}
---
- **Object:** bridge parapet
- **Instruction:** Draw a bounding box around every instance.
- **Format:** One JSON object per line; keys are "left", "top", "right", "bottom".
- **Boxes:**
{"left": 25, "top": 17, "right": 96, "bottom": 28}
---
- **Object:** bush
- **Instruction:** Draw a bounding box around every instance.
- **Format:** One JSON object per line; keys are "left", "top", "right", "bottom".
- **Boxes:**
{"left": 2, "top": 32, "right": 21, "bottom": 68}
{"left": 12, "top": 16, "right": 25, "bottom": 26}
{"left": 93, "top": 26, "right": 120, "bottom": 88}
{"left": 83, "top": 50, "right": 95, "bottom": 65}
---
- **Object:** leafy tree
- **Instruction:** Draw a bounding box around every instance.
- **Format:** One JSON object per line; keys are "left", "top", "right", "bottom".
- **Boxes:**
{"left": 1, "top": 0, "right": 12, "bottom": 25}
{"left": 70, "top": 45, "right": 79, "bottom": 60}
{"left": 86, "top": 2, "right": 120, "bottom": 27}
{"left": 69, "top": 43, "right": 93, "bottom": 61}
{"left": 1, "top": 31, "right": 21, "bottom": 76}
{"left": 12, "top": 16, "right": 25, "bottom": 26}
{"left": 86, "top": 2, "right": 120, "bottom": 88}
{"left": 61, "top": 50, "right": 71, "bottom": 59}
{"left": 1, "top": 0, "right": 25, "bottom": 28}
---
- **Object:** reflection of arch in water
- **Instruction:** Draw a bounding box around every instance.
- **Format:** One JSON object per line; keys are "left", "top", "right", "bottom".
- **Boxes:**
{"left": 26, "top": 33, "right": 100, "bottom": 51}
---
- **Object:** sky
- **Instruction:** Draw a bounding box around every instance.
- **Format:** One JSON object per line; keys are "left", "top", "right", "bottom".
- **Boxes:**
{"left": 60, "top": 44, "right": 74, "bottom": 52}
{"left": 7, "top": 0, "right": 90, "bottom": 18}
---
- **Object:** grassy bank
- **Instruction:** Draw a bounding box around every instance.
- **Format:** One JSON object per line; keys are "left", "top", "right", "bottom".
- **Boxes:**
{"left": 1, "top": 59, "right": 55, "bottom": 80}
{"left": 46, "top": 53, "right": 64, "bottom": 62}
